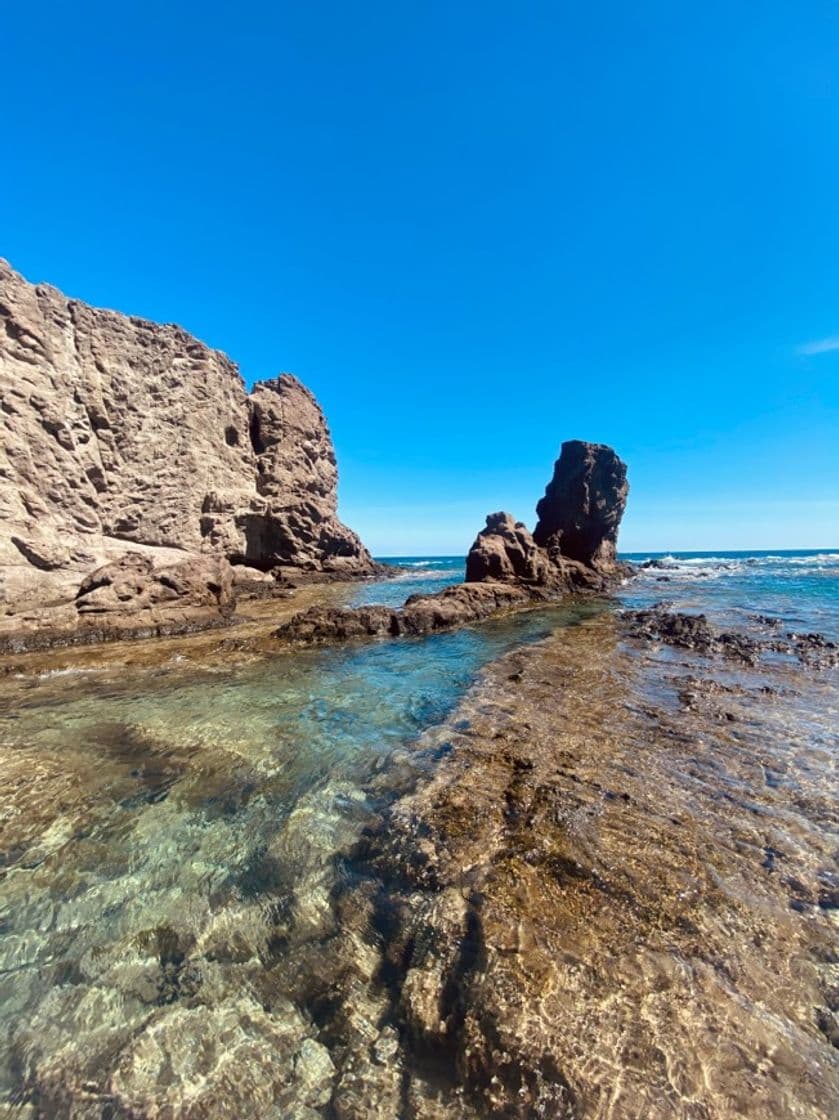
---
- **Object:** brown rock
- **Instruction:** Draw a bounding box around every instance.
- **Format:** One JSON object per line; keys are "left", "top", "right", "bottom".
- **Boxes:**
{"left": 464, "top": 512, "right": 552, "bottom": 585}
{"left": 0, "top": 259, "right": 373, "bottom": 618}
{"left": 75, "top": 553, "right": 235, "bottom": 618}
{"left": 277, "top": 441, "right": 631, "bottom": 646}
{"left": 274, "top": 582, "right": 533, "bottom": 643}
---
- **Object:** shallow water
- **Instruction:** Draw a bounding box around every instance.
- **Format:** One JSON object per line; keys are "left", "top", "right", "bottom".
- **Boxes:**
{"left": 0, "top": 591, "right": 601, "bottom": 1115}
{"left": 0, "top": 552, "right": 836, "bottom": 1116}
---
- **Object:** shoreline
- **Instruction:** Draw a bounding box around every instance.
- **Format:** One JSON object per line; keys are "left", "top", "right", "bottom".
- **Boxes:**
{"left": 320, "top": 609, "right": 839, "bottom": 1117}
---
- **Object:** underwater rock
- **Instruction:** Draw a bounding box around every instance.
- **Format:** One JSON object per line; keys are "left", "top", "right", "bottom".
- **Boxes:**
{"left": 622, "top": 607, "right": 838, "bottom": 669}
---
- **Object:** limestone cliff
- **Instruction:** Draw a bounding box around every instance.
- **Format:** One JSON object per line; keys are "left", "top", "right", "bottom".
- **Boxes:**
{"left": 0, "top": 259, "right": 372, "bottom": 607}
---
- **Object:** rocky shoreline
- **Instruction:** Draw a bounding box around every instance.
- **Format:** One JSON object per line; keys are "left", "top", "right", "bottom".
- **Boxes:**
{"left": 314, "top": 609, "right": 839, "bottom": 1118}
{"left": 1, "top": 589, "right": 836, "bottom": 1117}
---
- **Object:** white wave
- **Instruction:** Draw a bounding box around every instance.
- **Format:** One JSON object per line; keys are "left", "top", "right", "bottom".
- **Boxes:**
{"left": 390, "top": 567, "right": 458, "bottom": 582}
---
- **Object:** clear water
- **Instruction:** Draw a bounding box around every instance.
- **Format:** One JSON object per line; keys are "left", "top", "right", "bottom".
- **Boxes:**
{"left": 619, "top": 548, "right": 839, "bottom": 638}
{"left": 0, "top": 585, "right": 601, "bottom": 1112}
{"left": 1, "top": 550, "right": 836, "bottom": 1114}
{"left": 350, "top": 555, "right": 464, "bottom": 607}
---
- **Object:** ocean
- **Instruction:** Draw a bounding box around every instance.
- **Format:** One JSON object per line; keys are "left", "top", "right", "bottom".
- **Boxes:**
{"left": 357, "top": 549, "right": 839, "bottom": 638}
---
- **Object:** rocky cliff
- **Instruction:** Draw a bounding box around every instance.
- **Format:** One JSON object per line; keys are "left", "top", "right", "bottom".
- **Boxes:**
{"left": 0, "top": 259, "right": 373, "bottom": 611}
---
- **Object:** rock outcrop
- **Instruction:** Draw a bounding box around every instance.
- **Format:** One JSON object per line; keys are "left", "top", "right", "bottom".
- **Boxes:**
{"left": 275, "top": 582, "right": 534, "bottom": 643}
{"left": 75, "top": 553, "right": 236, "bottom": 619}
{"left": 278, "top": 440, "right": 630, "bottom": 644}
{"left": 465, "top": 440, "right": 629, "bottom": 591}
{"left": 532, "top": 439, "right": 628, "bottom": 568}
{"left": 464, "top": 512, "right": 552, "bottom": 585}
{"left": 0, "top": 259, "right": 373, "bottom": 617}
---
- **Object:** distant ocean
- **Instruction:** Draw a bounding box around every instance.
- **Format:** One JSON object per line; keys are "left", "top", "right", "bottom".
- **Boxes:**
{"left": 358, "top": 550, "right": 839, "bottom": 638}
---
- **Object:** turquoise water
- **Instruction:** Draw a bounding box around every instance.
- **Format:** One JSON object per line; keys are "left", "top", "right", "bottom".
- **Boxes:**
{"left": 620, "top": 548, "right": 839, "bottom": 638}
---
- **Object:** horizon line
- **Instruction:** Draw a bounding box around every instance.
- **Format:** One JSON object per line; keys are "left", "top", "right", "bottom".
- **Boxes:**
{"left": 372, "top": 545, "right": 839, "bottom": 558}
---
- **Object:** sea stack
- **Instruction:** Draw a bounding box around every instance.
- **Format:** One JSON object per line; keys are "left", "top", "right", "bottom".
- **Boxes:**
{"left": 0, "top": 259, "right": 374, "bottom": 618}
{"left": 532, "top": 439, "right": 629, "bottom": 568}
{"left": 277, "top": 440, "right": 630, "bottom": 643}
{"left": 465, "top": 440, "right": 629, "bottom": 588}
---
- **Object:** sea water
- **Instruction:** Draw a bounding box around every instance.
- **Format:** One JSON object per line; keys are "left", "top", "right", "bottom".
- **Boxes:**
{"left": 0, "top": 550, "right": 835, "bottom": 1112}
{"left": 358, "top": 550, "right": 839, "bottom": 637}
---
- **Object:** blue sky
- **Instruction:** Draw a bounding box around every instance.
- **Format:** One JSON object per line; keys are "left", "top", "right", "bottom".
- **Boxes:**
{"left": 3, "top": 1, "right": 837, "bottom": 554}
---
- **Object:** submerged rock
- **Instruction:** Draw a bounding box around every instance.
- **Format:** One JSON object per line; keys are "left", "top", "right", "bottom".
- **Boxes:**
{"left": 622, "top": 607, "right": 838, "bottom": 669}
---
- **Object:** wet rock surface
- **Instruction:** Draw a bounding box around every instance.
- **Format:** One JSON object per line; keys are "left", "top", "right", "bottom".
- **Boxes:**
{"left": 274, "top": 582, "right": 536, "bottom": 643}
{"left": 327, "top": 616, "right": 839, "bottom": 1117}
{"left": 623, "top": 606, "right": 839, "bottom": 668}
{"left": 0, "top": 259, "right": 374, "bottom": 633}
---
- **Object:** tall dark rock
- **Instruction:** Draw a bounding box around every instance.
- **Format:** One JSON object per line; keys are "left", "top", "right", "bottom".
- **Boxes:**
{"left": 466, "top": 440, "right": 629, "bottom": 589}
{"left": 532, "top": 440, "right": 629, "bottom": 568}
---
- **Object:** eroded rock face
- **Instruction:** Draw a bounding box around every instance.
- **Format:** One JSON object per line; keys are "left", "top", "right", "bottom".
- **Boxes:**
{"left": 0, "top": 259, "right": 373, "bottom": 612}
{"left": 464, "top": 440, "right": 629, "bottom": 591}
{"left": 464, "top": 512, "right": 551, "bottom": 585}
{"left": 75, "top": 553, "right": 236, "bottom": 618}
{"left": 533, "top": 439, "right": 629, "bottom": 568}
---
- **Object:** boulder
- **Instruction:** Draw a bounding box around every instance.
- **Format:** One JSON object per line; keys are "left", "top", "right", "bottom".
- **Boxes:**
{"left": 465, "top": 513, "right": 552, "bottom": 584}
{"left": 76, "top": 553, "right": 235, "bottom": 618}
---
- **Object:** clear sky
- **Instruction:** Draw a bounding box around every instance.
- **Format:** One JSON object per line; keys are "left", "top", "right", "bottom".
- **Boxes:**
{"left": 3, "top": 1, "right": 838, "bottom": 555}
